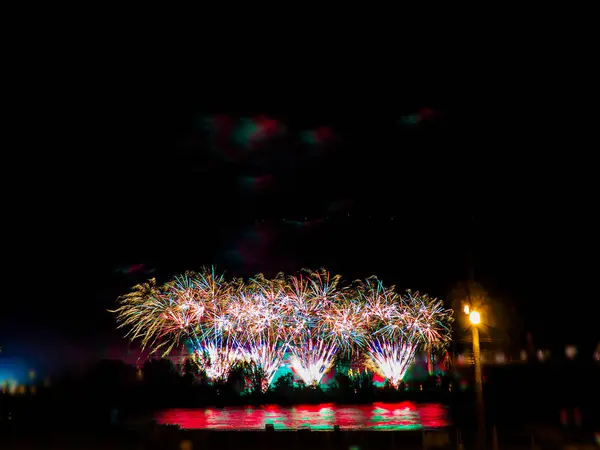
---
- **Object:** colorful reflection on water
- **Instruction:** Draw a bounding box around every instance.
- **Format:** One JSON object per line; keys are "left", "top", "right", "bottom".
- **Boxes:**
{"left": 156, "top": 402, "right": 448, "bottom": 431}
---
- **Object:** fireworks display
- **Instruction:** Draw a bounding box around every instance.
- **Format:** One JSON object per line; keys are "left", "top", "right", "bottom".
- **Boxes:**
{"left": 235, "top": 274, "right": 291, "bottom": 391}
{"left": 113, "top": 268, "right": 454, "bottom": 389}
{"left": 285, "top": 270, "right": 365, "bottom": 386}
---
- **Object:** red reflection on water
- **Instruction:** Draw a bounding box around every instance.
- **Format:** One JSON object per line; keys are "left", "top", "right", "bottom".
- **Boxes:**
{"left": 418, "top": 403, "right": 448, "bottom": 428}
{"left": 294, "top": 403, "right": 334, "bottom": 412}
{"left": 155, "top": 402, "right": 448, "bottom": 431}
{"left": 369, "top": 402, "right": 420, "bottom": 429}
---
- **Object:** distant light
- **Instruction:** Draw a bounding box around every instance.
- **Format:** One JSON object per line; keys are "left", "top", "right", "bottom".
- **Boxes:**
{"left": 463, "top": 305, "right": 470, "bottom": 315}
{"left": 469, "top": 311, "right": 481, "bottom": 325}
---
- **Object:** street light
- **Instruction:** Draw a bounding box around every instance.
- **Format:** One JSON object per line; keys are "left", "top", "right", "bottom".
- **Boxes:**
{"left": 468, "top": 309, "right": 485, "bottom": 450}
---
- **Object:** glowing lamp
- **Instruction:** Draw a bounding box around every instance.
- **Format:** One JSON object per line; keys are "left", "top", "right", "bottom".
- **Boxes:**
{"left": 469, "top": 311, "right": 481, "bottom": 325}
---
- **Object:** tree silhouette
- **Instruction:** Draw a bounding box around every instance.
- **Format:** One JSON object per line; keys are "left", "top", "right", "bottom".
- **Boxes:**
{"left": 142, "top": 358, "right": 179, "bottom": 386}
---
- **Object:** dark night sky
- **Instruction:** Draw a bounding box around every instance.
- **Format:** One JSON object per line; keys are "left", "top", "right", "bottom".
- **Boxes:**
{"left": 2, "top": 53, "right": 598, "bottom": 366}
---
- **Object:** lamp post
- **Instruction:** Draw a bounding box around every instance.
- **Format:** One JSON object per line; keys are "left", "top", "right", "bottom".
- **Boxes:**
{"left": 469, "top": 310, "right": 485, "bottom": 450}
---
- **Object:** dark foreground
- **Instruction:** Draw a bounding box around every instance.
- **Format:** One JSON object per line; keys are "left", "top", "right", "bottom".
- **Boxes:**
{"left": 1, "top": 422, "right": 597, "bottom": 450}
{"left": 1, "top": 362, "right": 598, "bottom": 448}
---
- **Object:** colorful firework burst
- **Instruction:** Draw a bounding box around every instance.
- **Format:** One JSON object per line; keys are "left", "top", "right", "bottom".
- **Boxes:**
{"left": 285, "top": 270, "right": 366, "bottom": 386}
{"left": 234, "top": 273, "right": 291, "bottom": 391}
{"left": 113, "top": 268, "right": 453, "bottom": 390}
{"left": 361, "top": 283, "right": 454, "bottom": 388}
{"left": 112, "top": 274, "right": 208, "bottom": 356}
{"left": 188, "top": 269, "right": 244, "bottom": 383}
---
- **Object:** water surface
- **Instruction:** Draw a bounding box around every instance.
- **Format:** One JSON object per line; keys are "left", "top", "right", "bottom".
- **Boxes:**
{"left": 156, "top": 402, "right": 448, "bottom": 431}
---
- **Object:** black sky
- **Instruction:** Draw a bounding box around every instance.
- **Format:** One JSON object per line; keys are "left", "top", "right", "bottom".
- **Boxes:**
{"left": 3, "top": 51, "right": 598, "bottom": 362}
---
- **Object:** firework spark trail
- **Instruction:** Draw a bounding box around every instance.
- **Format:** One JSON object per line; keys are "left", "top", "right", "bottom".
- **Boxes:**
{"left": 405, "top": 290, "right": 454, "bottom": 350}
{"left": 359, "top": 279, "right": 451, "bottom": 387}
{"left": 288, "top": 338, "right": 338, "bottom": 386}
{"left": 285, "top": 269, "right": 365, "bottom": 386}
{"left": 358, "top": 277, "right": 398, "bottom": 327}
{"left": 365, "top": 338, "right": 416, "bottom": 388}
{"left": 192, "top": 342, "right": 240, "bottom": 384}
{"left": 322, "top": 297, "right": 368, "bottom": 352}
{"left": 365, "top": 295, "right": 425, "bottom": 388}
{"left": 113, "top": 268, "right": 454, "bottom": 390}
{"left": 190, "top": 270, "right": 244, "bottom": 383}
{"left": 234, "top": 274, "right": 291, "bottom": 391}
{"left": 238, "top": 338, "right": 283, "bottom": 392}
{"left": 112, "top": 268, "right": 245, "bottom": 382}
{"left": 112, "top": 274, "right": 210, "bottom": 356}
{"left": 162, "top": 273, "right": 207, "bottom": 331}
{"left": 112, "top": 278, "right": 160, "bottom": 337}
